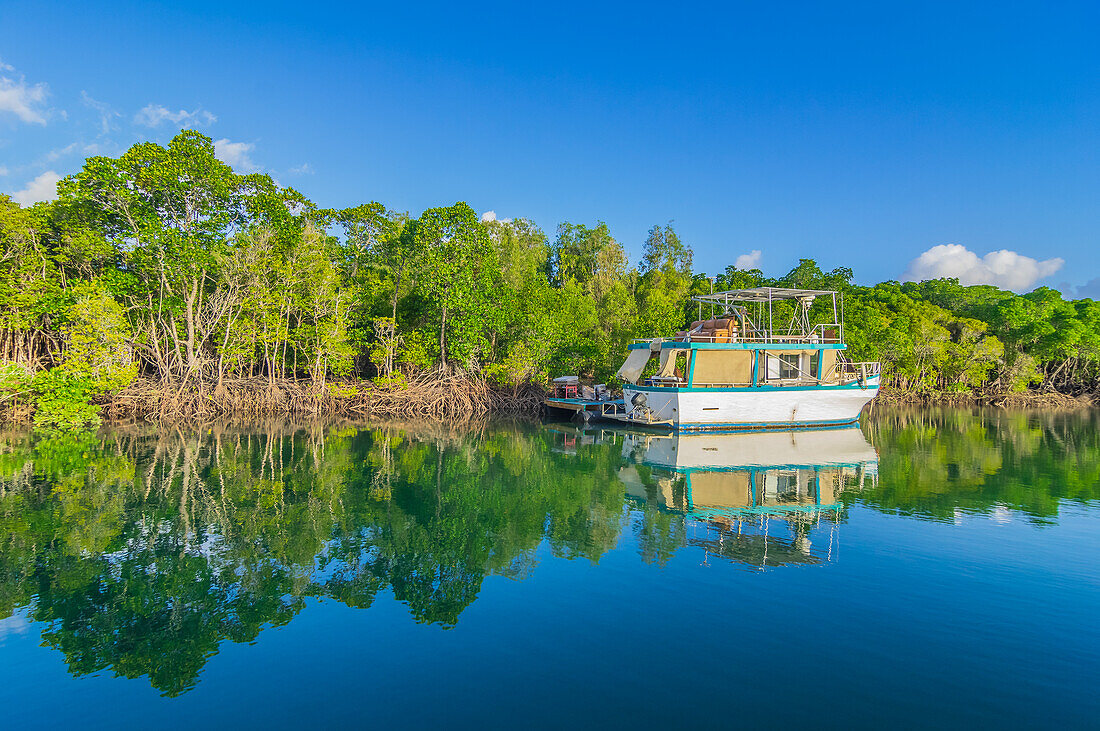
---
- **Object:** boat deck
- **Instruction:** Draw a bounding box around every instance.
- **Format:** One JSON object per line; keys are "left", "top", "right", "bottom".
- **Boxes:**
{"left": 544, "top": 398, "right": 625, "bottom": 422}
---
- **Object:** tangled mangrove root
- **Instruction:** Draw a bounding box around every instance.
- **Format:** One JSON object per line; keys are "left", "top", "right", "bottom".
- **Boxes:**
{"left": 101, "top": 371, "right": 546, "bottom": 423}
{"left": 872, "top": 387, "right": 1094, "bottom": 410}
{"left": 348, "top": 373, "right": 543, "bottom": 419}
{"left": 987, "top": 390, "right": 1093, "bottom": 410}
{"left": 873, "top": 388, "right": 926, "bottom": 405}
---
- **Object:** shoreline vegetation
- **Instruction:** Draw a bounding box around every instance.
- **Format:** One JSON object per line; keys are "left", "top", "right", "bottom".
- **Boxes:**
{"left": 873, "top": 386, "right": 1092, "bottom": 409}
{"left": 3, "top": 129, "right": 1099, "bottom": 430}
{"left": 3, "top": 362, "right": 1092, "bottom": 427}
{"left": 3, "top": 375, "right": 1089, "bottom": 429}
{"left": 102, "top": 372, "right": 545, "bottom": 422}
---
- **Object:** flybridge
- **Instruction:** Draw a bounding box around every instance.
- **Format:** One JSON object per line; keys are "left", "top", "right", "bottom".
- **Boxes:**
{"left": 677, "top": 287, "right": 844, "bottom": 346}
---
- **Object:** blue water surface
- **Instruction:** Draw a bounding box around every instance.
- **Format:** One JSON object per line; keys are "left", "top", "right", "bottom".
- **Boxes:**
{"left": 0, "top": 408, "right": 1097, "bottom": 728}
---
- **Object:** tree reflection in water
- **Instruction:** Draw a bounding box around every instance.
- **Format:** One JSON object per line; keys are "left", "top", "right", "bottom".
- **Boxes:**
{"left": 1, "top": 408, "right": 1098, "bottom": 695}
{"left": 0, "top": 420, "right": 626, "bottom": 695}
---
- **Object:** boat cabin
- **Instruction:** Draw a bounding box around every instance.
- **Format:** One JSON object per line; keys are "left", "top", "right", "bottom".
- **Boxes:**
{"left": 617, "top": 286, "right": 878, "bottom": 389}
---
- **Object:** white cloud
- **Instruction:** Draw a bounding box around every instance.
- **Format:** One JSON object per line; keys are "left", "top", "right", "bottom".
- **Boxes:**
{"left": 41, "top": 142, "right": 77, "bottom": 163}
{"left": 214, "top": 138, "right": 259, "bottom": 172}
{"left": 288, "top": 162, "right": 314, "bottom": 175}
{"left": 0, "top": 65, "right": 50, "bottom": 125}
{"left": 0, "top": 59, "right": 13, "bottom": 72}
{"left": 10, "top": 170, "right": 62, "bottom": 205}
{"left": 1067, "top": 277, "right": 1100, "bottom": 300}
{"left": 734, "top": 249, "right": 762, "bottom": 269}
{"left": 0, "top": 165, "right": 8, "bottom": 176}
{"left": 902, "top": 244, "right": 1063, "bottom": 292}
{"left": 0, "top": 612, "right": 30, "bottom": 640}
{"left": 81, "top": 91, "right": 120, "bottom": 134}
{"left": 134, "top": 103, "right": 217, "bottom": 128}
{"left": 479, "top": 210, "right": 513, "bottom": 224}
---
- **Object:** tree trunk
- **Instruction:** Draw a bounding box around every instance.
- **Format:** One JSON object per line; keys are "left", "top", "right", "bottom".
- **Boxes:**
{"left": 184, "top": 275, "right": 200, "bottom": 374}
{"left": 439, "top": 306, "right": 447, "bottom": 368}
{"left": 390, "top": 260, "right": 405, "bottom": 322}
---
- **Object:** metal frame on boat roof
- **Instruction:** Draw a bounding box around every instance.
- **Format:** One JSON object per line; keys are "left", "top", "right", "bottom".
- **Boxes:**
{"left": 688, "top": 287, "right": 842, "bottom": 343}
{"left": 692, "top": 286, "right": 838, "bottom": 305}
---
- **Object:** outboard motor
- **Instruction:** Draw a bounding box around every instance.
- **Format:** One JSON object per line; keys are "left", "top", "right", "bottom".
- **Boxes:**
{"left": 629, "top": 391, "right": 654, "bottom": 422}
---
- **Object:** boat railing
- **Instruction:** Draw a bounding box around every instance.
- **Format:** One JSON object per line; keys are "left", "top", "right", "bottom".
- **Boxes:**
{"left": 809, "top": 323, "right": 844, "bottom": 343}
{"left": 632, "top": 324, "right": 846, "bottom": 346}
{"left": 835, "top": 360, "right": 881, "bottom": 382}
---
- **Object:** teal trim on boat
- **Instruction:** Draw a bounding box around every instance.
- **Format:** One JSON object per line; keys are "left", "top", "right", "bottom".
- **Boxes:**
{"left": 662, "top": 460, "right": 872, "bottom": 474}
{"left": 626, "top": 382, "right": 877, "bottom": 394}
{"left": 674, "top": 417, "right": 860, "bottom": 432}
{"left": 691, "top": 504, "right": 842, "bottom": 519}
{"left": 686, "top": 342, "right": 847, "bottom": 350}
{"left": 628, "top": 342, "right": 847, "bottom": 351}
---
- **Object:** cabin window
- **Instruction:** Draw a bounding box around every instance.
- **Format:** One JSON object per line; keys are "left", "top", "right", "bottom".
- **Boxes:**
{"left": 781, "top": 354, "right": 800, "bottom": 379}
{"left": 766, "top": 351, "right": 817, "bottom": 381}
{"left": 775, "top": 470, "right": 800, "bottom": 501}
{"left": 768, "top": 353, "right": 801, "bottom": 379}
{"left": 762, "top": 471, "right": 801, "bottom": 501}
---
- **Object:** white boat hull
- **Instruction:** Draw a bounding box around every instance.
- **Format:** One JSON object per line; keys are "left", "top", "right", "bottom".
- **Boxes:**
{"left": 621, "top": 377, "right": 879, "bottom": 431}
{"left": 622, "top": 426, "right": 879, "bottom": 470}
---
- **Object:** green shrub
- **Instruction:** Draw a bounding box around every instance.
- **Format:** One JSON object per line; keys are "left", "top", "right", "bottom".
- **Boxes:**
{"left": 30, "top": 286, "right": 137, "bottom": 432}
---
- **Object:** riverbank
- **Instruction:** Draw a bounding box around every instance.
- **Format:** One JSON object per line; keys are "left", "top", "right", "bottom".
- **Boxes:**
{"left": 3, "top": 375, "right": 1094, "bottom": 427}
{"left": 101, "top": 373, "right": 546, "bottom": 422}
{"left": 93, "top": 381, "right": 1096, "bottom": 426}
{"left": 0, "top": 371, "right": 545, "bottom": 426}
{"left": 874, "top": 387, "right": 1094, "bottom": 409}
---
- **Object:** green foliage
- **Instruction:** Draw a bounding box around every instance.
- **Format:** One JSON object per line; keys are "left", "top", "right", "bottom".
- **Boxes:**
{"left": 23, "top": 286, "right": 137, "bottom": 431}
{"left": 406, "top": 202, "right": 500, "bottom": 367}
{"left": 30, "top": 369, "right": 102, "bottom": 431}
{"left": 61, "top": 285, "right": 137, "bottom": 391}
{"left": 2, "top": 129, "right": 1098, "bottom": 404}
{"left": 844, "top": 283, "right": 1005, "bottom": 394}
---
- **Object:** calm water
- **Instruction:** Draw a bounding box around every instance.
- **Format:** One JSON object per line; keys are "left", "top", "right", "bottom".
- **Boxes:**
{"left": 1, "top": 408, "right": 1098, "bottom": 728}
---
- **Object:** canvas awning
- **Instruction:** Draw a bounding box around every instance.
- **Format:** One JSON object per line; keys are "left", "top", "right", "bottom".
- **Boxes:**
{"left": 657, "top": 348, "right": 677, "bottom": 378}
{"left": 616, "top": 349, "right": 652, "bottom": 384}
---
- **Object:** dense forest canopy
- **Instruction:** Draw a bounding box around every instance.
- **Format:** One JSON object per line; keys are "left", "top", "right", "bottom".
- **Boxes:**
{"left": 2, "top": 130, "right": 1099, "bottom": 428}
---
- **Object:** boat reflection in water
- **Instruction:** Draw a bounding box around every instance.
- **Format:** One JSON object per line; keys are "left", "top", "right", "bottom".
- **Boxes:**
{"left": 619, "top": 427, "right": 879, "bottom": 569}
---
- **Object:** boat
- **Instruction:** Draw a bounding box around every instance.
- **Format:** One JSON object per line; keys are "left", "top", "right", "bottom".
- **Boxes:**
{"left": 610, "top": 287, "right": 880, "bottom": 431}
{"left": 543, "top": 375, "right": 624, "bottom": 423}
{"left": 619, "top": 426, "right": 879, "bottom": 567}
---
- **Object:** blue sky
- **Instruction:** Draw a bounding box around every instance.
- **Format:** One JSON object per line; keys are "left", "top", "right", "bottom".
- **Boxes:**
{"left": 2, "top": 1, "right": 1099, "bottom": 294}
